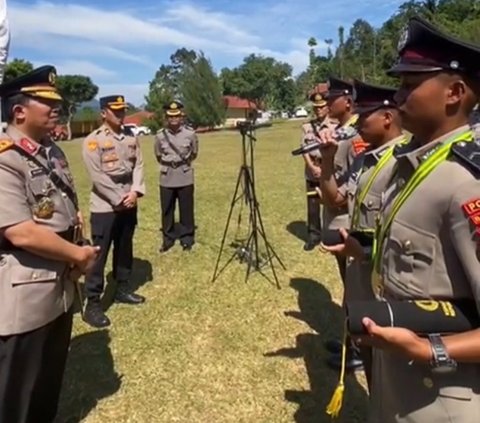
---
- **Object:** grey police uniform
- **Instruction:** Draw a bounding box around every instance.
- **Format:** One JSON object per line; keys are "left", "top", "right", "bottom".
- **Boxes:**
{"left": 154, "top": 123, "right": 199, "bottom": 248}
{"left": 82, "top": 123, "right": 145, "bottom": 302}
{"left": 370, "top": 125, "right": 480, "bottom": 422}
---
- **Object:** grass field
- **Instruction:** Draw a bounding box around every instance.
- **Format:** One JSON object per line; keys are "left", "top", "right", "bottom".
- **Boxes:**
{"left": 54, "top": 120, "right": 368, "bottom": 423}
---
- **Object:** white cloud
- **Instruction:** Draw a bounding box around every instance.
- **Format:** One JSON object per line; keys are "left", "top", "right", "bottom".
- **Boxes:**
{"left": 53, "top": 60, "right": 117, "bottom": 79}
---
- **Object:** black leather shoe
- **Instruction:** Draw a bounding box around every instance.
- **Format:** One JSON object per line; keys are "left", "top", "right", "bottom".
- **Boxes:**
{"left": 181, "top": 243, "right": 193, "bottom": 251}
{"left": 114, "top": 286, "right": 146, "bottom": 305}
{"left": 326, "top": 352, "right": 364, "bottom": 372}
{"left": 83, "top": 300, "right": 111, "bottom": 328}
{"left": 159, "top": 243, "right": 174, "bottom": 253}
{"left": 324, "top": 339, "right": 343, "bottom": 354}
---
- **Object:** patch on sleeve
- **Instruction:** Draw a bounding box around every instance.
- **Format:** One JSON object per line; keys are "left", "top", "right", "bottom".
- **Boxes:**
{"left": 462, "top": 198, "right": 480, "bottom": 229}
{"left": 352, "top": 138, "right": 369, "bottom": 156}
{"left": 87, "top": 140, "right": 98, "bottom": 151}
{"left": 0, "top": 139, "right": 13, "bottom": 153}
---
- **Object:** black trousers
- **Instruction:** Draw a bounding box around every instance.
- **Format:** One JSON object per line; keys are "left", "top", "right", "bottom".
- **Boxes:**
{"left": 160, "top": 184, "right": 194, "bottom": 246}
{"left": 0, "top": 308, "right": 73, "bottom": 423}
{"left": 85, "top": 208, "right": 137, "bottom": 300}
{"left": 306, "top": 180, "right": 322, "bottom": 243}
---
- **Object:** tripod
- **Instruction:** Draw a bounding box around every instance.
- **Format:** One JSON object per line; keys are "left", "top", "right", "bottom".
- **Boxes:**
{"left": 211, "top": 121, "right": 285, "bottom": 288}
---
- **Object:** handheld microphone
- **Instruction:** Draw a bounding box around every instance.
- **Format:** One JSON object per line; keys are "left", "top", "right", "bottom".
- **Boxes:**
{"left": 291, "top": 126, "right": 358, "bottom": 156}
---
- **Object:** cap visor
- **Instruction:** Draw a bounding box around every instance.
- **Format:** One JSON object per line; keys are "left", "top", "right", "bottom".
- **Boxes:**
{"left": 387, "top": 63, "right": 444, "bottom": 76}
{"left": 109, "top": 103, "right": 128, "bottom": 110}
{"left": 356, "top": 105, "right": 380, "bottom": 116}
{"left": 313, "top": 102, "right": 327, "bottom": 108}
{"left": 166, "top": 111, "right": 182, "bottom": 116}
{"left": 32, "top": 91, "right": 63, "bottom": 101}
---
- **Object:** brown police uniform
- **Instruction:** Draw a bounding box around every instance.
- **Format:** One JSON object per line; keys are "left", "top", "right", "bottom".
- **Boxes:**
{"left": 323, "top": 77, "right": 368, "bottom": 283}
{"left": 154, "top": 101, "right": 199, "bottom": 250}
{"left": 82, "top": 95, "right": 146, "bottom": 328}
{"left": 0, "top": 66, "right": 79, "bottom": 423}
{"left": 301, "top": 92, "right": 337, "bottom": 249}
{"left": 369, "top": 17, "right": 480, "bottom": 423}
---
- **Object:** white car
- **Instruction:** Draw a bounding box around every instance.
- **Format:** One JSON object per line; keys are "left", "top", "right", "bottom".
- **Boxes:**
{"left": 124, "top": 123, "right": 151, "bottom": 136}
{"left": 294, "top": 107, "right": 308, "bottom": 118}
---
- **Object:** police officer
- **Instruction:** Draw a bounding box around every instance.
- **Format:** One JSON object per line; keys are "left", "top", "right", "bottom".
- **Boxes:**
{"left": 350, "top": 17, "right": 480, "bottom": 422}
{"left": 82, "top": 95, "right": 146, "bottom": 328}
{"left": 0, "top": 66, "right": 99, "bottom": 422}
{"left": 300, "top": 92, "right": 335, "bottom": 251}
{"left": 154, "top": 100, "right": 198, "bottom": 252}
{"left": 320, "top": 80, "right": 405, "bottom": 381}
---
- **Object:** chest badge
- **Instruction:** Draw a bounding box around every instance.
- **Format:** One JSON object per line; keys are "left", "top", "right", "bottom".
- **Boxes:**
{"left": 33, "top": 196, "right": 55, "bottom": 219}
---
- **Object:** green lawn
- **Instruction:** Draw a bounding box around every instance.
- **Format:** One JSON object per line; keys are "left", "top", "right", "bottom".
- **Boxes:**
{"left": 55, "top": 120, "right": 368, "bottom": 423}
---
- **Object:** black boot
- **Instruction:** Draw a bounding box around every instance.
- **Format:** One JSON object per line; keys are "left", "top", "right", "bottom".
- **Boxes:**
{"left": 83, "top": 299, "right": 111, "bottom": 328}
{"left": 303, "top": 238, "right": 320, "bottom": 251}
{"left": 114, "top": 281, "right": 146, "bottom": 305}
{"left": 326, "top": 345, "right": 364, "bottom": 372}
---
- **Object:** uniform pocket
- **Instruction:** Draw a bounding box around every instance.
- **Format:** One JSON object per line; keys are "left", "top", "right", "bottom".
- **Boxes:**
{"left": 360, "top": 191, "right": 381, "bottom": 228}
{"left": 385, "top": 219, "right": 435, "bottom": 296}
{"left": 8, "top": 252, "right": 63, "bottom": 286}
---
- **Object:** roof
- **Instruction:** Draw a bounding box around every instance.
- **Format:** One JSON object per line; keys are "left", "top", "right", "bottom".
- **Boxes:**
{"left": 124, "top": 111, "right": 154, "bottom": 125}
{"left": 223, "top": 95, "right": 257, "bottom": 109}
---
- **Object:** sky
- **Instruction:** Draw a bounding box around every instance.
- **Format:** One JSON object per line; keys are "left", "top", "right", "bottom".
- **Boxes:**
{"left": 6, "top": 0, "right": 407, "bottom": 106}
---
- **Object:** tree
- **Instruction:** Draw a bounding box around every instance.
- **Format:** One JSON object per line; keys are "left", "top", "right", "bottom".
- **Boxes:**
{"left": 308, "top": 37, "right": 318, "bottom": 66}
{"left": 4, "top": 58, "right": 33, "bottom": 82}
{"left": 145, "top": 48, "right": 225, "bottom": 130}
{"left": 180, "top": 53, "right": 225, "bottom": 128}
{"left": 221, "top": 54, "right": 293, "bottom": 108}
{"left": 56, "top": 75, "right": 98, "bottom": 139}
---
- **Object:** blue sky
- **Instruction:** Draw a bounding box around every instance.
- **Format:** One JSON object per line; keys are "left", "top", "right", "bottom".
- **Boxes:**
{"left": 7, "top": 0, "right": 406, "bottom": 106}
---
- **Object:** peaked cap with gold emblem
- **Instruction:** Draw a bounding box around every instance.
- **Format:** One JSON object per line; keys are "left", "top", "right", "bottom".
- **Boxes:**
{"left": 100, "top": 95, "right": 128, "bottom": 110}
{"left": 0, "top": 65, "right": 62, "bottom": 101}
{"left": 308, "top": 92, "right": 327, "bottom": 107}
{"left": 163, "top": 100, "right": 184, "bottom": 116}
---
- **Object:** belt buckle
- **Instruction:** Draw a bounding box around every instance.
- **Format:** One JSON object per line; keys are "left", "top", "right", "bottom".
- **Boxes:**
{"left": 171, "top": 161, "right": 177, "bottom": 169}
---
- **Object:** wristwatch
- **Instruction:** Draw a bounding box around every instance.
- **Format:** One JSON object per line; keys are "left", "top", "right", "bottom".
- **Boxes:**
{"left": 428, "top": 333, "right": 457, "bottom": 374}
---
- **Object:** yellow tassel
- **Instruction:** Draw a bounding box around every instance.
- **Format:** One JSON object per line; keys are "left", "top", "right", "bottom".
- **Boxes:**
{"left": 326, "top": 320, "right": 348, "bottom": 419}
{"left": 326, "top": 383, "right": 345, "bottom": 418}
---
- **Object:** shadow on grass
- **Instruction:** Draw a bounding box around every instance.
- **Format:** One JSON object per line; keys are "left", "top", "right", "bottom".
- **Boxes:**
{"left": 286, "top": 220, "right": 309, "bottom": 243}
{"left": 265, "top": 278, "right": 368, "bottom": 423}
{"left": 55, "top": 330, "right": 121, "bottom": 423}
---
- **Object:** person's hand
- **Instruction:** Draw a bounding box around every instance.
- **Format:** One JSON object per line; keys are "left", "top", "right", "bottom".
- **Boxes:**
{"left": 122, "top": 191, "right": 138, "bottom": 208}
{"left": 319, "top": 227, "right": 365, "bottom": 259}
{"left": 353, "top": 317, "right": 432, "bottom": 362}
{"left": 77, "top": 211, "right": 84, "bottom": 232}
{"left": 74, "top": 245, "right": 101, "bottom": 274}
{"left": 317, "top": 128, "right": 338, "bottom": 159}
{"left": 310, "top": 165, "right": 322, "bottom": 179}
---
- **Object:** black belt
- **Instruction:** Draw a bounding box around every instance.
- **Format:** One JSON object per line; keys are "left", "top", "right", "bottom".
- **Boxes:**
{"left": 160, "top": 160, "right": 188, "bottom": 169}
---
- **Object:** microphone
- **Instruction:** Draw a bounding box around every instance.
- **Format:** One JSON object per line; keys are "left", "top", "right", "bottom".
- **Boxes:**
{"left": 291, "top": 126, "right": 358, "bottom": 156}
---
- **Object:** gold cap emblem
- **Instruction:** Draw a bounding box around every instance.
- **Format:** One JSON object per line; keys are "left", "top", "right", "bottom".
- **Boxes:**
{"left": 48, "top": 71, "right": 56, "bottom": 86}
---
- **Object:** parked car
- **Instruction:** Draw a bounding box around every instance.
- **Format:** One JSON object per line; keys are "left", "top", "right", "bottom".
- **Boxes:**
{"left": 123, "top": 123, "right": 151, "bottom": 136}
{"left": 294, "top": 107, "right": 308, "bottom": 118}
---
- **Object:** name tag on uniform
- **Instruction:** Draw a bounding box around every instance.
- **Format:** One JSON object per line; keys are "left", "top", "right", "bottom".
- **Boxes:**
{"left": 29, "top": 168, "right": 47, "bottom": 178}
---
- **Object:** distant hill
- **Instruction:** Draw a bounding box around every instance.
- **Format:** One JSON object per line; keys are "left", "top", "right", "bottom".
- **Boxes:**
{"left": 79, "top": 99, "right": 100, "bottom": 110}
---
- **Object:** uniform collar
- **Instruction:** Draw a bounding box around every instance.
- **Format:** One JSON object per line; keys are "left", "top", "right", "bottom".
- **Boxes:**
{"left": 395, "top": 124, "right": 470, "bottom": 169}
{"left": 365, "top": 134, "right": 405, "bottom": 161}
{"left": 100, "top": 124, "right": 124, "bottom": 141}
{"left": 167, "top": 125, "right": 183, "bottom": 135}
{"left": 6, "top": 126, "right": 44, "bottom": 155}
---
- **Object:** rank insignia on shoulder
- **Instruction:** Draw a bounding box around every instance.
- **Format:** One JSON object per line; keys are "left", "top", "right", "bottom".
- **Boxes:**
{"left": 452, "top": 139, "right": 480, "bottom": 174}
{"left": 0, "top": 139, "right": 13, "bottom": 153}
{"left": 87, "top": 140, "right": 98, "bottom": 151}
{"left": 19, "top": 138, "right": 38, "bottom": 155}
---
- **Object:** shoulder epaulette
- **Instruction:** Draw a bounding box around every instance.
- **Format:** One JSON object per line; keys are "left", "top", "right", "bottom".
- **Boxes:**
{"left": 0, "top": 139, "right": 13, "bottom": 153}
{"left": 451, "top": 139, "right": 480, "bottom": 174}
